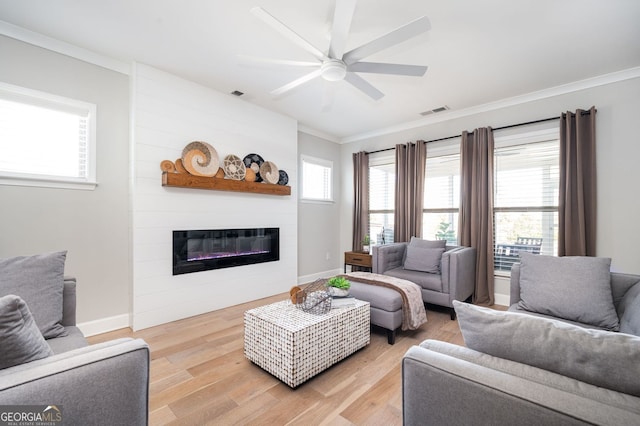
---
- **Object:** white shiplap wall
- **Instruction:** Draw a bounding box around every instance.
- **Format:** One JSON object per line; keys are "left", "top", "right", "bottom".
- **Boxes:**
{"left": 131, "top": 63, "right": 298, "bottom": 330}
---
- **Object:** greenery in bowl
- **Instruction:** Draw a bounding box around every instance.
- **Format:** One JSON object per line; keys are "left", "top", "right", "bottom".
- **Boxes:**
{"left": 327, "top": 276, "right": 351, "bottom": 289}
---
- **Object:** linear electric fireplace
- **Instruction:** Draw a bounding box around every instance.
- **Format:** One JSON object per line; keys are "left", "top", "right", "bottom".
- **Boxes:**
{"left": 173, "top": 228, "right": 280, "bottom": 275}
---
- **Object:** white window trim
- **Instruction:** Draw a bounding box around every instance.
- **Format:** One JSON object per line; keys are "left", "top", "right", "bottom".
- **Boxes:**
{"left": 0, "top": 82, "right": 97, "bottom": 190}
{"left": 300, "top": 154, "right": 334, "bottom": 203}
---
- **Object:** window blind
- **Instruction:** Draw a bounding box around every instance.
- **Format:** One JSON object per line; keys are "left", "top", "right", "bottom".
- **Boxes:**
{"left": 493, "top": 136, "right": 559, "bottom": 271}
{"left": 0, "top": 99, "right": 89, "bottom": 178}
{"left": 368, "top": 152, "right": 395, "bottom": 244}
{"left": 0, "top": 82, "right": 96, "bottom": 190}
{"left": 423, "top": 139, "right": 460, "bottom": 243}
{"left": 494, "top": 140, "right": 559, "bottom": 210}
{"left": 301, "top": 155, "right": 332, "bottom": 201}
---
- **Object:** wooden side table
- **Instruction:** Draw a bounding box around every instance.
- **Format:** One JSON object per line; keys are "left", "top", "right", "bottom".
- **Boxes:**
{"left": 344, "top": 251, "right": 373, "bottom": 273}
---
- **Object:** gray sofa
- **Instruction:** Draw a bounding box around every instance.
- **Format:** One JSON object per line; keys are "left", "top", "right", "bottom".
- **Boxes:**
{"left": 403, "top": 338, "right": 640, "bottom": 426}
{"left": 0, "top": 277, "right": 150, "bottom": 425}
{"left": 372, "top": 242, "right": 476, "bottom": 319}
{"left": 402, "top": 258, "right": 640, "bottom": 425}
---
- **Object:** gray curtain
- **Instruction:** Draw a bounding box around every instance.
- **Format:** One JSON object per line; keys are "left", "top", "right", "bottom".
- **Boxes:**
{"left": 559, "top": 107, "right": 597, "bottom": 256}
{"left": 394, "top": 141, "right": 427, "bottom": 243}
{"left": 459, "top": 128, "right": 495, "bottom": 305}
{"left": 352, "top": 151, "right": 369, "bottom": 252}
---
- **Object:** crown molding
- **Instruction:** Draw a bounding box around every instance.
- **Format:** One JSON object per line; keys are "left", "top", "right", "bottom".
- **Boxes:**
{"left": 298, "top": 124, "right": 341, "bottom": 143}
{"left": 0, "top": 20, "right": 130, "bottom": 75}
{"left": 341, "top": 66, "right": 640, "bottom": 144}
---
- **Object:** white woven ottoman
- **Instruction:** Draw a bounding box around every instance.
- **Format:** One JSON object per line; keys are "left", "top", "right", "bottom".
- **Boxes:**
{"left": 244, "top": 300, "right": 370, "bottom": 387}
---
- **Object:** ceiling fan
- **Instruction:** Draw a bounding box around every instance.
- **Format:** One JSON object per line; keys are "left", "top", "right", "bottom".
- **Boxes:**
{"left": 245, "top": 0, "right": 431, "bottom": 101}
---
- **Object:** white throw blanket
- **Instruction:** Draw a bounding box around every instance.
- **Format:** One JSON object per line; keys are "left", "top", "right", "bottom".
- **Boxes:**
{"left": 341, "top": 272, "right": 427, "bottom": 330}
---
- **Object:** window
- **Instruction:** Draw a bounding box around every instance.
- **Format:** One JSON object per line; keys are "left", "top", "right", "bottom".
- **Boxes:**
{"left": 364, "top": 121, "right": 559, "bottom": 274}
{"left": 493, "top": 124, "right": 560, "bottom": 273}
{"left": 0, "top": 82, "right": 96, "bottom": 190}
{"left": 423, "top": 139, "right": 460, "bottom": 245}
{"left": 368, "top": 151, "right": 395, "bottom": 245}
{"left": 300, "top": 155, "right": 333, "bottom": 202}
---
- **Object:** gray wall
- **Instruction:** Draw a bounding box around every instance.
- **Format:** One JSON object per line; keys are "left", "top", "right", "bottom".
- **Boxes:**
{"left": 339, "top": 77, "right": 640, "bottom": 299}
{"left": 0, "top": 35, "right": 130, "bottom": 324}
{"left": 297, "top": 131, "right": 342, "bottom": 281}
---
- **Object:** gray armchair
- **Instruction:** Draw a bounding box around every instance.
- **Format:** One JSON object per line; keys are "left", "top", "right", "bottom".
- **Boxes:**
{"left": 402, "top": 263, "right": 640, "bottom": 425}
{"left": 372, "top": 243, "right": 476, "bottom": 319}
{"left": 0, "top": 278, "right": 150, "bottom": 425}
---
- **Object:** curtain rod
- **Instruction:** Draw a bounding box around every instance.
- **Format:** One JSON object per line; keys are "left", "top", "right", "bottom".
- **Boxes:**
{"left": 365, "top": 110, "right": 595, "bottom": 155}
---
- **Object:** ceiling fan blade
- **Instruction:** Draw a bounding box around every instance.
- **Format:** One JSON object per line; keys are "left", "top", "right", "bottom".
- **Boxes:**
{"left": 343, "top": 16, "right": 431, "bottom": 65}
{"left": 348, "top": 62, "right": 428, "bottom": 76}
{"left": 344, "top": 73, "right": 384, "bottom": 100}
{"left": 251, "top": 7, "right": 328, "bottom": 62}
{"left": 271, "top": 69, "right": 323, "bottom": 97}
{"left": 329, "top": 0, "right": 358, "bottom": 59}
{"left": 238, "top": 55, "right": 320, "bottom": 68}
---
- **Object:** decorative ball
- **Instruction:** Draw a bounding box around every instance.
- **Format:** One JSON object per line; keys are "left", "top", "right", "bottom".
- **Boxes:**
{"left": 259, "top": 161, "right": 280, "bottom": 184}
{"left": 175, "top": 158, "right": 188, "bottom": 174}
{"left": 245, "top": 168, "right": 256, "bottom": 182}
{"left": 181, "top": 141, "right": 219, "bottom": 177}
{"left": 160, "top": 160, "right": 176, "bottom": 172}
{"left": 215, "top": 167, "right": 225, "bottom": 178}
{"left": 289, "top": 285, "right": 302, "bottom": 304}
{"left": 223, "top": 155, "right": 246, "bottom": 180}
{"left": 243, "top": 153, "right": 264, "bottom": 182}
{"left": 278, "top": 170, "right": 289, "bottom": 185}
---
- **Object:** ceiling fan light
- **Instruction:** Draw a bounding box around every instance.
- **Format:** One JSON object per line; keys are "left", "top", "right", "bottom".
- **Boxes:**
{"left": 321, "top": 59, "right": 347, "bottom": 81}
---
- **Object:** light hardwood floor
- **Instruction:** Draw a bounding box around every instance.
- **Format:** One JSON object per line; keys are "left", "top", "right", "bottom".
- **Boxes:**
{"left": 88, "top": 294, "right": 500, "bottom": 425}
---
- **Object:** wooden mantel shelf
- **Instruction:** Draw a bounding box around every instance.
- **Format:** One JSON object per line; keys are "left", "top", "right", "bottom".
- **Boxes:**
{"left": 162, "top": 172, "right": 291, "bottom": 196}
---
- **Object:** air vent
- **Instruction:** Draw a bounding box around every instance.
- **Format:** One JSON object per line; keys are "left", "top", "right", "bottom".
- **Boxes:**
{"left": 420, "top": 105, "right": 449, "bottom": 116}
{"left": 230, "top": 90, "right": 244, "bottom": 97}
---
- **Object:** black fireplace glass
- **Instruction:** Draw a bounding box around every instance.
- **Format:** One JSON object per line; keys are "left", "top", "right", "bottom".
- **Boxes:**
{"left": 173, "top": 228, "right": 279, "bottom": 275}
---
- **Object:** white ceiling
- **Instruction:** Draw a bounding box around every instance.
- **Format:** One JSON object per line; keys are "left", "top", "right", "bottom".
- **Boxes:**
{"left": 1, "top": 0, "right": 639, "bottom": 141}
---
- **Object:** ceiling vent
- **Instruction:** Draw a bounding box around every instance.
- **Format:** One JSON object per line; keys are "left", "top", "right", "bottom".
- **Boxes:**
{"left": 420, "top": 105, "right": 449, "bottom": 116}
{"left": 230, "top": 90, "right": 244, "bottom": 97}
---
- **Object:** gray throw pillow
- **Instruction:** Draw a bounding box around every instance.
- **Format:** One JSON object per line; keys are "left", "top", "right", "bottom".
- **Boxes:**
{"left": 403, "top": 246, "right": 445, "bottom": 274}
{"left": 619, "top": 281, "right": 640, "bottom": 336}
{"left": 0, "top": 251, "right": 68, "bottom": 339}
{"left": 409, "top": 237, "right": 446, "bottom": 249}
{"left": 453, "top": 300, "right": 640, "bottom": 397}
{"left": 517, "top": 253, "right": 619, "bottom": 331}
{"left": 0, "top": 295, "right": 54, "bottom": 370}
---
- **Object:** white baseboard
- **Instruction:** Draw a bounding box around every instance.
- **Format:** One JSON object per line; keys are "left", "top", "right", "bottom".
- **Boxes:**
{"left": 494, "top": 293, "right": 510, "bottom": 308}
{"left": 78, "top": 313, "right": 131, "bottom": 337}
{"left": 298, "top": 268, "right": 342, "bottom": 285}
